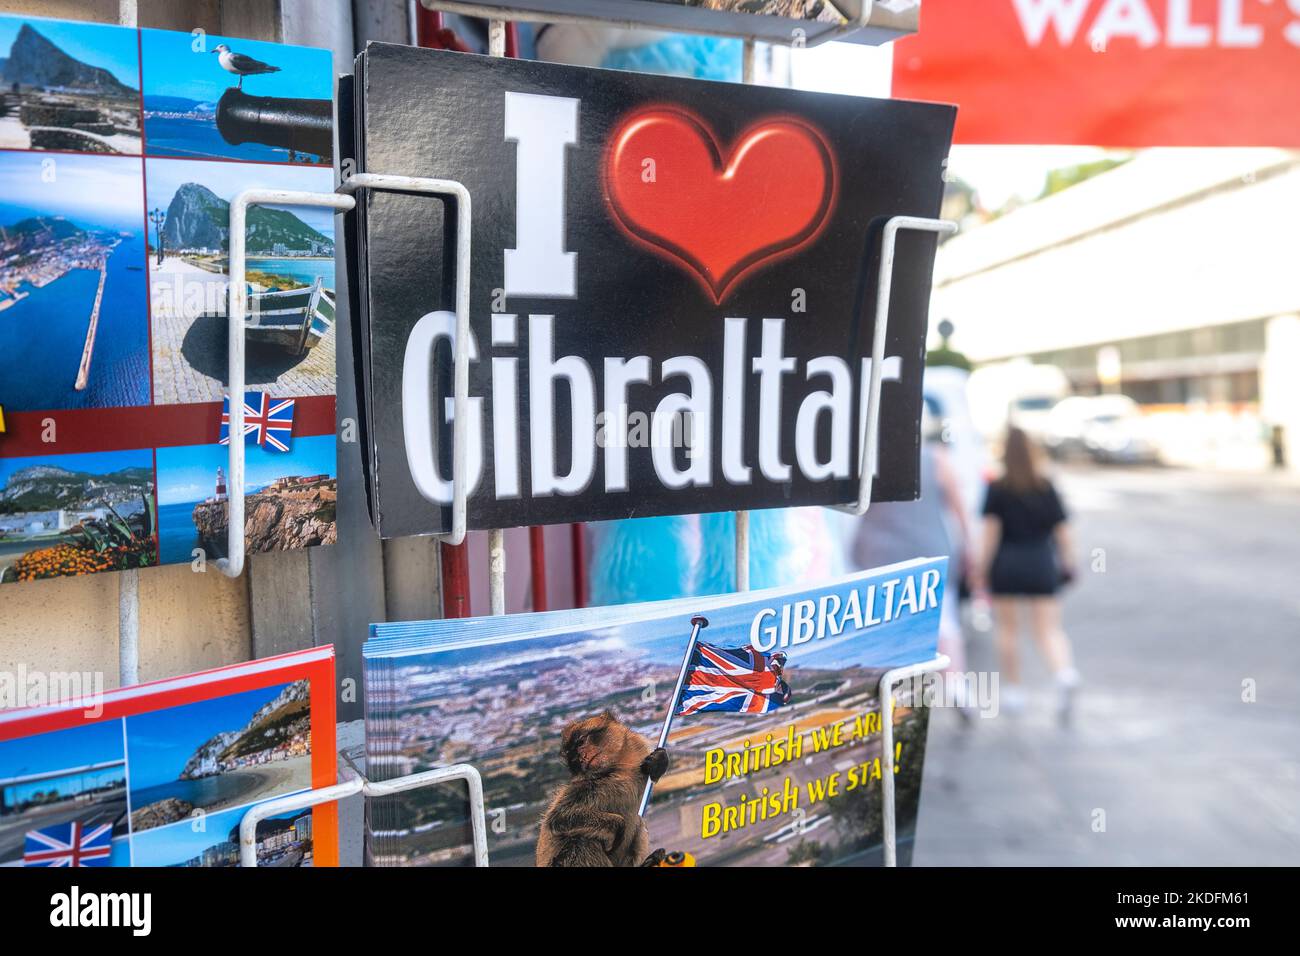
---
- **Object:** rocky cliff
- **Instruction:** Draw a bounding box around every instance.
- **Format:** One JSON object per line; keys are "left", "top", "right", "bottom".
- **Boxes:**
{"left": 179, "top": 679, "right": 311, "bottom": 779}
{"left": 161, "top": 182, "right": 335, "bottom": 254}
{"left": 0, "top": 465, "right": 153, "bottom": 513}
{"left": 2, "top": 23, "right": 137, "bottom": 96}
{"left": 0, "top": 215, "right": 85, "bottom": 256}
{"left": 191, "top": 478, "right": 337, "bottom": 555}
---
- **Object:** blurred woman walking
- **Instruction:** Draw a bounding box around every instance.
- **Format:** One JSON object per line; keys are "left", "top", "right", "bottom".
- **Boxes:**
{"left": 976, "top": 426, "right": 1080, "bottom": 724}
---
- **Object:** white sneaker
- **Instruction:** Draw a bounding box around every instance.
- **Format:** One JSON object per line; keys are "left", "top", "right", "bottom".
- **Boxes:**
{"left": 1055, "top": 669, "right": 1081, "bottom": 726}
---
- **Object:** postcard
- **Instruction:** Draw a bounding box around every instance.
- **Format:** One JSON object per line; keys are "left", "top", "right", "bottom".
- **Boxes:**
{"left": 0, "top": 15, "right": 142, "bottom": 155}
{"left": 0, "top": 646, "right": 337, "bottom": 867}
{"left": 364, "top": 560, "right": 945, "bottom": 867}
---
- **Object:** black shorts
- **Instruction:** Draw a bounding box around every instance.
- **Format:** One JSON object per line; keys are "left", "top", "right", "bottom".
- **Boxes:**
{"left": 991, "top": 540, "right": 1060, "bottom": 596}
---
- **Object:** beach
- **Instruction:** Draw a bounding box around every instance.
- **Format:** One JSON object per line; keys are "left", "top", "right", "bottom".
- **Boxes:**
{"left": 150, "top": 256, "right": 336, "bottom": 404}
{"left": 129, "top": 751, "right": 313, "bottom": 831}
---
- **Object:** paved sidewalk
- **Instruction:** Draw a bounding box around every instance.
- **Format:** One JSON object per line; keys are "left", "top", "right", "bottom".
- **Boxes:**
{"left": 914, "top": 466, "right": 1300, "bottom": 866}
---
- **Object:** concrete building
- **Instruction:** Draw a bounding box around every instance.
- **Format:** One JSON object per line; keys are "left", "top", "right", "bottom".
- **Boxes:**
{"left": 933, "top": 148, "right": 1300, "bottom": 471}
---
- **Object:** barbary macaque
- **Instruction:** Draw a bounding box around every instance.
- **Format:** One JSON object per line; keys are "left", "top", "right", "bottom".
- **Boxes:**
{"left": 536, "top": 711, "right": 670, "bottom": 867}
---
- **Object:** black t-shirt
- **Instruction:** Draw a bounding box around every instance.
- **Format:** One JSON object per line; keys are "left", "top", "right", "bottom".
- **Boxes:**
{"left": 982, "top": 479, "right": 1067, "bottom": 544}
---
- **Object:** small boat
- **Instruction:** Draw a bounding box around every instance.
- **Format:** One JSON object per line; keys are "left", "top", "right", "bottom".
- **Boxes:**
{"left": 243, "top": 276, "right": 334, "bottom": 355}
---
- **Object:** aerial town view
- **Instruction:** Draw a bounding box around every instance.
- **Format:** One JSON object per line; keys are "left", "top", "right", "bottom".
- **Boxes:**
{"left": 0, "top": 150, "right": 150, "bottom": 411}
{"left": 0, "top": 16, "right": 142, "bottom": 154}
{"left": 366, "top": 634, "right": 929, "bottom": 867}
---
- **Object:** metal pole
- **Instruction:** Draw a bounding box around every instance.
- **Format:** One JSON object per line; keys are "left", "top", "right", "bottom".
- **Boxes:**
{"left": 488, "top": 18, "right": 507, "bottom": 57}
{"left": 488, "top": 528, "right": 506, "bottom": 615}
{"left": 570, "top": 523, "right": 587, "bottom": 607}
{"left": 529, "top": 526, "right": 548, "bottom": 611}
{"left": 638, "top": 615, "right": 707, "bottom": 817}
{"left": 879, "top": 653, "right": 949, "bottom": 866}
{"left": 118, "top": 570, "right": 139, "bottom": 687}
{"left": 734, "top": 511, "right": 750, "bottom": 591}
{"left": 731, "top": 34, "right": 757, "bottom": 596}
{"left": 112, "top": 0, "right": 141, "bottom": 696}
{"left": 483, "top": 19, "right": 508, "bottom": 617}
{"left": 441, "top": 542, "right": 471, "bottom": 618}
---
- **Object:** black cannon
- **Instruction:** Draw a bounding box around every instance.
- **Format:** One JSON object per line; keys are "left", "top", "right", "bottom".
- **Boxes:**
{"left": 216, "top": 88, "right": 332, "bottom": 161}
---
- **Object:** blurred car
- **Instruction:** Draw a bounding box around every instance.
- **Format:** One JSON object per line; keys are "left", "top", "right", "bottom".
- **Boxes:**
{"left": 967, "top": 360, "right": 1071, "bottom": 444}
{"left": 1044, "top": 395, "right": 1160, "bottom": 464}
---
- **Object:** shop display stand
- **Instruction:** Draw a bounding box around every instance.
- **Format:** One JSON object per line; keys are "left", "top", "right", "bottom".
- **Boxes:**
{"left": 834, "top": 216, "right": 959, "bottom": 516}
{"left": 221, "top": 173, "right": 475, "bottom": 580}
{"left": 238, "top": 761, "right": 490, "bottom": 868}
{"left": 218, "top": 15, "right": 957, "bottom": 868}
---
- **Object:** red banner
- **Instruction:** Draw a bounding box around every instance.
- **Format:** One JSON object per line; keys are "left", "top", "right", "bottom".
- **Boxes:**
{"left": 893, "top": 0, "right": 1300, "bottom": 146}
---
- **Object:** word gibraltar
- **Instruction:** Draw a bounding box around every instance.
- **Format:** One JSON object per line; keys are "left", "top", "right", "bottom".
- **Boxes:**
{"left": 402, "top": 311, "right": 901, "bottom": 504}
{"left": 749, "top": 566, "right": 942, "bottom": 652}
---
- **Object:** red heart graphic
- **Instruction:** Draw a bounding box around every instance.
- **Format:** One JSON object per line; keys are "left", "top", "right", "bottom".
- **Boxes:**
{"left": 605, "top": 108, "right": 836, "bottom": 303}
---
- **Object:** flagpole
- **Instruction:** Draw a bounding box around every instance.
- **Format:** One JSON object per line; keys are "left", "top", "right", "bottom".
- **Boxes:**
{"left": 639, "top": 614, "right": 707, "bottom": 818}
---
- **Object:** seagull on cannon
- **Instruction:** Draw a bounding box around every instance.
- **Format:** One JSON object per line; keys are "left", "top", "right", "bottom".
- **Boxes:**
{"left": 212, "top": 43, "right": 281, "bottom": 90}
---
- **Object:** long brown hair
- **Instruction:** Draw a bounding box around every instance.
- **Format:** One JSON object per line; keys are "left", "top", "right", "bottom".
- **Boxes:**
{"left": 1001, "top": 426, "right": 1047, "bottom": 494}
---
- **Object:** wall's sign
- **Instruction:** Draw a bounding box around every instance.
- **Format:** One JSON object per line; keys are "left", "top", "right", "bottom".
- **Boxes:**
{"left": 349, "top": 46, "right": 954, "bottom": 537}
{"left": 894, "top": 0, "right": 1300, "bottom": 147}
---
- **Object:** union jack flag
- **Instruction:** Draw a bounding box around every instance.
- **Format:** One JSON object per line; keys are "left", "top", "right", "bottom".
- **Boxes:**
{"left": 676, "top": 642, "right": 792, "bottom": 716}
{"left": 220, "top": 391, "right": 295, "bottom": 452}
{"left": 23, "top": 820, "right": 113, "bottom": 867}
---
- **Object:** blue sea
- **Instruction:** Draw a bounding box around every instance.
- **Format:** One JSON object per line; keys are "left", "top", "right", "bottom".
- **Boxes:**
{"left": 158, "top": 500, "right": 204, "bottom": 565}
{"left": 248, "top": 256, "right": 334, "bottom": 289}
{"left": 130, "top": 772, "right": 262, "bottom": 818}
{"left": 143, "top": 114, "right": 328, "bottom": 165}
{"left": 0, "top": 231, "right": 150, "bottom": 412}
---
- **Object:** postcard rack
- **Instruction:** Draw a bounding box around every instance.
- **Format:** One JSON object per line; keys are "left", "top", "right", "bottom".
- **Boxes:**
{"left": 221, "top": 173, "right": 475, "bottom": 581}
{"left": 215, "top": 13, "right": 957, "bottom": 869}
{"left": 233, "top": 651, "right": 949, "bottom": 866}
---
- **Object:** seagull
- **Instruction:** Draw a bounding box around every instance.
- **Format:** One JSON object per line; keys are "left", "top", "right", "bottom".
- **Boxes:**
{"left": 211, "top": 43, "right": 281, "bottom": 90}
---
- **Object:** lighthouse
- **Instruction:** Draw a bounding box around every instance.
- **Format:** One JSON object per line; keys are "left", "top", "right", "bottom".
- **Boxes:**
{"left": 215, "top": 466, "right": 227, "bottom": 502}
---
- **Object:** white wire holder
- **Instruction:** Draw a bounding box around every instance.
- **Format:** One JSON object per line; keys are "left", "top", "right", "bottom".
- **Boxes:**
{"left": 336, "top": 172, "right": 474, "bottom": 549}
{"left": 879, "top": 652, "right": 949, "bottom": 867}
{"left": 239, "top": 761, "right": 489, "bottom": 867}
{"left": 834, "top": 215, "right": 958, "bottom": 517}
{"left": 220, "top": 174, "right": 474, "bottom": 577}
{"left": 731, "top": 38, "right": 758, "bottom": 595}
{"left": 221, "top": 189, "right": 356, "bottom": 578}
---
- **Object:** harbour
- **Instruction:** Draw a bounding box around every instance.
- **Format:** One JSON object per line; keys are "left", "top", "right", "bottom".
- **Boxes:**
{"left": 0, "top": 229, "right": 149, "bottom": 411}
{"left": 73, "top": 261, "right": 109, "bottom": 391}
